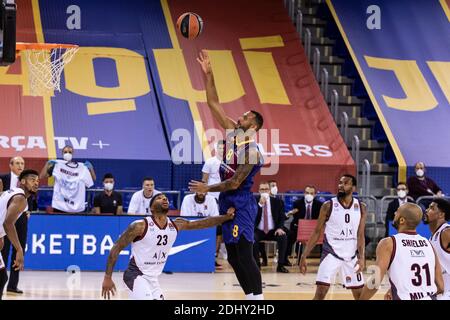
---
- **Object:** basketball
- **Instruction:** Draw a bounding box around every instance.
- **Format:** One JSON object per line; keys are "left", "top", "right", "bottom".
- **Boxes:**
{"left": 176, "top": 12, "right": 204, "bottom": 39}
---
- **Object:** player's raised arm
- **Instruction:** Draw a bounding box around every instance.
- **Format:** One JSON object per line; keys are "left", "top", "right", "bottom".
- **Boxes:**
{"left": 197, "top": 50, "right": 237, "bottom": 130}
{"left": 359, "top": 237, "right": 393, "bottom": 300}
{"left": 102, "top": 220, "right": 146, "bottom": 299}
{"left": 189, "top": 148, "right": 258, "bottom": 193}
{"left": 174, "top": 208, "right": 235, "bottom": 231}
{"left": 299, "top": 201, "right": 330, "bottom": 274}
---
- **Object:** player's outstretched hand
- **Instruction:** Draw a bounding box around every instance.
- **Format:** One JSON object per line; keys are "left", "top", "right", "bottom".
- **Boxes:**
{"left": 196, "top": 50, "right": 212, "bottom": 74}
{"left": 102, "top": 276, "right": 117, "bottom": 300}
{"left": 189, "top": 180, "right": 209, "bottom": 193}
{"left": 299, "top": 256, "right": 307, "bottom": 275}
{"left": 225, "top": 207, "right": 235, "bottom": 220}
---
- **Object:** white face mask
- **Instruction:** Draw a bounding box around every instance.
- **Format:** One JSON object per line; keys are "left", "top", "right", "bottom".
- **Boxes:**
{"left": 270, "top": 186, "right": 278, "bottom": 196}
{"left": 305, "top": 194, "right": 314, "bottom": 203}
{"left": 104, "top": 183, "right": 114, "bottom": 191}
{"left": 397, "top": 190, "right": 407, "bottom": 199}
{"left": 63, "top": 153, "right": 73, "bottom": 162}
{"left": 260, "top": 192, "right": 270, "bottom": 200}
{"left": 416, "top": 169, "right": 424, "bottom": 177}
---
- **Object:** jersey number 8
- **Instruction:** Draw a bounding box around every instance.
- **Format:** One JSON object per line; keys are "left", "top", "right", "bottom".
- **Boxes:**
{"left": 232, "top": 225, "right": 239, "bottom": 238}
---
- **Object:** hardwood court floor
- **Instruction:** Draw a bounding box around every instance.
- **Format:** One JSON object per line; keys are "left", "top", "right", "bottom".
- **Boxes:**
{"left": 2, "top": 258, "right": 388, "bottom": 300}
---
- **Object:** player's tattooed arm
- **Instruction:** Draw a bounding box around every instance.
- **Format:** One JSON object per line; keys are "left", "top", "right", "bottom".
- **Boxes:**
{"left": 174, "top": 208, "right": 235, "bottom": 231}
{"left": 104, "top": 220, "right": 146, "bottom": 277}
{"left": 197, "top": 50, "right": 237, "bottom": 130}
{"left": 189, "top": 149, "right": 258, "bottom": 193}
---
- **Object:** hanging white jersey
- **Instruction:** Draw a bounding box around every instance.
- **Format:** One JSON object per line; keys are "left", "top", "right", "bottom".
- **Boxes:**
{"left": 127, "top": 190, "right": 162, "bottom": 215}
{"left": 430, "top": 222, "right": 450, "bottom": 295}
{"left": 0, "top": 188, "right": 27, "bottom": 237}
{"left": 388, "top": 232, "right": 437, "bottom": 300}
{"left": 323, "top": 197, "right": 361, "bottom": 260}
{"left": 127, "top": 216, "right": 178, "bottom": 278}
{"left": 51, "top": 160, "right": 93, "bottom": 213}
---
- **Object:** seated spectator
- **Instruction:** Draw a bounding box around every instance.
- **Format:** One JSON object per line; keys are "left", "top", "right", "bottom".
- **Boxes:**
{"left": 93, "top": 173, "right": 123, "bottom": 215}
{"left": 286, "top": 185, "right": 322, "bottom": 257}
{"left": 257, "top": 179, "right": 291, "bottom": 267}
{"left": 180, "top": 191, "right": 221, "bottom": 269}
{"left": 253, "top": 182, "right": 289, "bottom": 273}
{"left": 180, "top": 192, "right": 219, "bottom": 217}
{"left": 384, "top": 182, "right": 414, "bottom": 237}
{"left": 127, "top": 177, "right": 161, "bottom": 215}
{"left": 39, "top": 145, "right": 95, "bottom": 213}
{"left": 407, "top": 162, "right": 443, "bottom": 200}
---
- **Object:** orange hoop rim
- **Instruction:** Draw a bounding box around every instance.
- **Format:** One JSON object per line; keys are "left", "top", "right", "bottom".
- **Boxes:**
{"left": 16, "top": 42, "right": 79, "bottom": 52}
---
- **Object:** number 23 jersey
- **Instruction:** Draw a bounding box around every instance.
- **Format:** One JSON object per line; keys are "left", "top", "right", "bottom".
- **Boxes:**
{"left": 129, "top": 216, "right": 178, "bottom": 276}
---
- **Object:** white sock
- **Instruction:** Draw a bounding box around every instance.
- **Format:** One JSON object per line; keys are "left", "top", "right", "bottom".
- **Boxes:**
{"left": 245, "top": 293, "right": 254, "bottom": 300}
{"left": 252, "top": 293, "right": 264, "bottom": 300}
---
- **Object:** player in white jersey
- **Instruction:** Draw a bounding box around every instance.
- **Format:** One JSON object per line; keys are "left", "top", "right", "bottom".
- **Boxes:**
{"left": 300, "top": 174, "right": 367, "bottom": 300}
{"left": 0, "top": 169, "right": 39, "bottom": 300}
{"left": 360, "top": 203, "right": 444, "bottom": 300}
{"left": 102, "top": 193, "right": 235, "bottom": 300}
{"left": 423, "top": 198, "right": 450, "bottom": 300}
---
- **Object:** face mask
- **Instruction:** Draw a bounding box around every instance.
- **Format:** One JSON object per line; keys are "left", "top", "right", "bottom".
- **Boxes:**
{"left": 305, "top": 194, "right": 314, "bottom": 203}
{"left": 63, "top": 153, "right": 73, "bottom": 162}
{"left": 104, "top": 183, "right": 114, "bottom": 191}
{"left": 260, "top": 192, "right": 270, "bottom": 200}
{"left": 416, "top": 169, "right": 424, "bottom": 177}
{"left": 397, "top": 190, "right": 407, "bottom": 199}
{"left": 270, "top": 186, "right": 278, "bottom": 196}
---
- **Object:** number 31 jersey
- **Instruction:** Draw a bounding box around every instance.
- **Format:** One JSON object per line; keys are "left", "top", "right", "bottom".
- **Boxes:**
{"left": 129, "top": 216, "right": 178, "bottom": 276}
{"left": 388, "top": 232, "right": 437, "bottom": 300}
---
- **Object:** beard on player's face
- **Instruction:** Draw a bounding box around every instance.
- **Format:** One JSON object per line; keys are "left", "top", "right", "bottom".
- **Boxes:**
{"left": 337, "top": 190, "right": 347, "bottom": 198}
{"left": 153, "top": 202, "right": 169, "bottom": 214}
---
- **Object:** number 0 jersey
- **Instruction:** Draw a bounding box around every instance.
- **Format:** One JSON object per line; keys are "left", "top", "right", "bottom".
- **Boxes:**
{"left": 127, "top": 216, "right": 178, "bottom": 277}
{"left": 388, "top": 232, "right": 437, "bottom": 300}
{"left": 323, "top": 197, "right": 361, "bottom": 261}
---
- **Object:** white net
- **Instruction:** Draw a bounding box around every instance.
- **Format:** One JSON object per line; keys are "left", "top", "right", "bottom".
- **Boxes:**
{"left": 23, "top": 46, "right": 79, "bottom": 96}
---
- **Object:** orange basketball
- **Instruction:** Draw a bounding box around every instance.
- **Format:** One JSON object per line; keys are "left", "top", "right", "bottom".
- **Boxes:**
{"left": 176, "top": 12, "right": 204, "bottom": 39}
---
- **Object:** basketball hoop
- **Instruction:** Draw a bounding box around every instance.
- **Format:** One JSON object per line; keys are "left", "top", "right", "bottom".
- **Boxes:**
{"left": 16, "top": 42, "right": 79, "bottom": 96}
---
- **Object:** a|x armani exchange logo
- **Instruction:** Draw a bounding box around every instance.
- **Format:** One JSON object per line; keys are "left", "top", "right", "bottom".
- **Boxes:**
{"left": 410, "top": 250, "right": 425, "bottom": 257}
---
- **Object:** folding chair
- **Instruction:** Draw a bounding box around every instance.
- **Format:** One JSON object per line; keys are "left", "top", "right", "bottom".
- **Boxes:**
{"left": 296, "top": 219, "right": 324, "bottom": 264}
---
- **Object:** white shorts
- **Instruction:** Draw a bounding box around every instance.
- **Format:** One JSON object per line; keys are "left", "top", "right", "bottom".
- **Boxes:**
{"left": 128, "top": 275, "right": 164, "bottom": 300}
{"left": 316, "top": 254, "right": 364, "bottom": 289}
